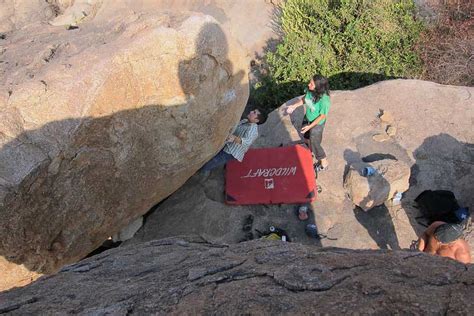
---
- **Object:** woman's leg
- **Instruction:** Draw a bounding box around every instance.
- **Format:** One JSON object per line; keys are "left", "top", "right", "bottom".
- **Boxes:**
{"left": 304, "top": 136, "right": 316, "bottom": 164}
{"left": 302, "top": 118, "right": 314, "bottom": 161}
{"left": 310, "top": 124, "right": 327, "bottom": 166}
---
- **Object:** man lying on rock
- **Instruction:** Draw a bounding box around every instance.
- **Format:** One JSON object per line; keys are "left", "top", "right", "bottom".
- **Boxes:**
{"left": 200, "top": 109, "right": 267, "bottom": 175}
{"left": 416, "top": 221, "right": 471, "bottom": 264}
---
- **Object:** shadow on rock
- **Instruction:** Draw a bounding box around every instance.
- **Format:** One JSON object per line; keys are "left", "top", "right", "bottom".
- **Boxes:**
{"left": 344, "top": 148, "right": 401, "bottom": 250}
{"left": 403, "top": 133, "right": 474, "bottom": 236}
{"left": 353, "top": 205, "right": 401, "bottom": 250}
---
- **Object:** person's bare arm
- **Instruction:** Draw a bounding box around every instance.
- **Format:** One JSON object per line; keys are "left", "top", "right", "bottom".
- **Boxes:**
{"left": 285, "top": 96, "right": 304, "bottom": 114}
{"left": 301, "top": 114, "right": 326, "bottom": 133}
{"left": 417, "top": 234, "right": 428, "bottom": 251}
{"left": 454, "top": 243, "right": 472, "bottom": 264}
{"left": 417, "top": 221, "right": 446, "bottom": 251}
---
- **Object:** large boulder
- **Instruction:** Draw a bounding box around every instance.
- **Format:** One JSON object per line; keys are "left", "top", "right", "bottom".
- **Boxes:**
{"left": 343, "top": 159, "right": 411, "bottom": 211}
{"left": 0, "top": 12, "right": 249, "bottom": 289}
{"left": 0, "top": 237, "right": 473, "bottom": 314}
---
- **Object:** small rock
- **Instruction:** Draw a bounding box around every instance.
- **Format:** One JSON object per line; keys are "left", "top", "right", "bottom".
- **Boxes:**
{"left": 386, "top": 125, "right": 396, "bottom": 137}
{"left": 176, "top": 129, "right": 188, "bottom": 141}
{"left": 372, "top": 133, "right": 390, "bottom": 142}
{"left": 380, "top": 110, "right": 394, "bottom": 123}
{"left": 343, "top": 159, "right": 411, "bottom": 211}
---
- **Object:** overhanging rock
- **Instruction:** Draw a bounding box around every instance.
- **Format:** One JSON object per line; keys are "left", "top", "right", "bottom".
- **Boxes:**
{"left": 0, "top": 12, "right": 249, "bottom": 288}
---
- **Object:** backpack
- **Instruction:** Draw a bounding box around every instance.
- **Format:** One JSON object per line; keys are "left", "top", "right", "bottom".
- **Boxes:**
{"left": 256, "top": 226, "right": 291, "bottom": 242}
{"left": 415, "top": 190, "right": 470, "bottom": 229}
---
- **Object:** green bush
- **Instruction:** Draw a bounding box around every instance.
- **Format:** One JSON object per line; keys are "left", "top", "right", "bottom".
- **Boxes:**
{"left": 252, "top": 0, "right": 424, "bottom": 111}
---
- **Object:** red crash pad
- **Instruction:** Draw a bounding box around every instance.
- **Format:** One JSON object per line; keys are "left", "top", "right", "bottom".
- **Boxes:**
{"left": 225, "top": 145, "right": 316, "bottom": 205}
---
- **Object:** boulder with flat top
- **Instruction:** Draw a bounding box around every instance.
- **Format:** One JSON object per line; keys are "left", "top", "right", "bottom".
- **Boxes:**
{"left": 344, "top": 159, "right": 411, "bottom": 211}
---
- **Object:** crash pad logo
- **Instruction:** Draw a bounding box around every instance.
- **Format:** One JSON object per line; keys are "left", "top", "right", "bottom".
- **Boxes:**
{"left": 264, "top": 178, "right": 274, "bottom": 190}
{"left": 241, "top": 166, "right": 297, "bottom": 179}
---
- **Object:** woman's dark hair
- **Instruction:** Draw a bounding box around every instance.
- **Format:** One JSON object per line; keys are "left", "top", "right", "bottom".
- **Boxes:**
{"left": 309, "top": 74, "right": 330, "bottom": 103}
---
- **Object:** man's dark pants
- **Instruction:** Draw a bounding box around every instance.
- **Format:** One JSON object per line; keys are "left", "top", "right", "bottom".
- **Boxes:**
{"left": 200, "top": 149, "right": 236, "bottom": 172}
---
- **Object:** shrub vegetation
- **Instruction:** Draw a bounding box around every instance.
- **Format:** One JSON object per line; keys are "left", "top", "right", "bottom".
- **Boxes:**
{"left": 252, "top": 0, "right": 425, "bottom": 111}
{"left": 418, "top": 0, "right": 473, "bottom": 86}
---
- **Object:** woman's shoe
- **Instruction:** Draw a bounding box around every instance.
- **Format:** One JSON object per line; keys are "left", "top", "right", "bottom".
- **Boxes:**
{"left": 315, "top": 159, "right": 329, "bottom": 172}
{"left": 316, "top": 164, "right": 328, "bottom": 172}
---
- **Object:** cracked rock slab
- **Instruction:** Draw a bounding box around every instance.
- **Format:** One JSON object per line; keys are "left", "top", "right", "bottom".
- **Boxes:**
{"left": 0, "top": 236, "right": 472, "bottom": 314}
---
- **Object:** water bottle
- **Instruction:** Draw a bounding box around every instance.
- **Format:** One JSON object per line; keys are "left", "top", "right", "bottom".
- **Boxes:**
{"left": 362, "top": 166, "right": 376, "bottom": 177}
{"left": 392, "top": 192, "right": 403, "bottom": 205}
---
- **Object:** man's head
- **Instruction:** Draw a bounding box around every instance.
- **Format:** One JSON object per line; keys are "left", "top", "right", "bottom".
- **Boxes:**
{"left": 247, "top": 109, "right": 267, "bottom": 125}
{"left": 434, "top": 223, "right": 463, "bottom": 244}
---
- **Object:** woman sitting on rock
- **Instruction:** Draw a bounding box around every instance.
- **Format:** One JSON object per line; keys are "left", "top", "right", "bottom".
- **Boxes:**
{"left": 285, "top": 74, "right": 331, "bottom": 171}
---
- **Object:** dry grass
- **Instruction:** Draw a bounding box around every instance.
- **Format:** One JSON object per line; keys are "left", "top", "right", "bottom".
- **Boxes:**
{"left": 418, "top": 0, "right": 474, "bottom": 86}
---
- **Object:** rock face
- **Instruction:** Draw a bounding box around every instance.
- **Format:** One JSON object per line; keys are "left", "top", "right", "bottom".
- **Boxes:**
{"left": 0, "top": 0, "right": 57, "bottom": 33}
{"left": 344, "top": 159, "right": 411, "bottom": 211}
{"left": 0, "top": 11, "right": 249, "bottom": 287}
{"left": 0, "top": 237, "right": 473, "bottom": 314}
{"left": 0, "top": 0, "right": 278, "bottom": 58}
{"left": 131, "top": 80, "right": 474, "bottom": 256}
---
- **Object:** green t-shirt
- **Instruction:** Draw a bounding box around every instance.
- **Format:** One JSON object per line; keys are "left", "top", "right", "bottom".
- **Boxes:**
{"left": 304, "top": 90, "right": 330, "bottom": 125}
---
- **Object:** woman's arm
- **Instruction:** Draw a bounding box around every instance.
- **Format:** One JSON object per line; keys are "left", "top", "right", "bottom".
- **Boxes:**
{"left": 285, "top": 96, "right": 304, "bottom": 114}
{"left": 301, "top": 114, "right": 326, "bottom": 133}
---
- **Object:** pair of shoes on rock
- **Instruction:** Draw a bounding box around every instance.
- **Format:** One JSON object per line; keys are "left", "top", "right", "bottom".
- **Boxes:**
{"left": 244, "top": 231, "right": 254, "bottom": 241}
{"left": 239, "top": 231, "right": 254, "bottom": 242}
{"left": 242, "top": 214, "right": 254, "bottom": 232}
{"left": 240, "top": 215, "right": 255, "bottom": 242}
